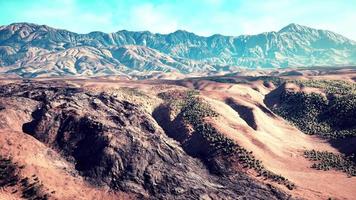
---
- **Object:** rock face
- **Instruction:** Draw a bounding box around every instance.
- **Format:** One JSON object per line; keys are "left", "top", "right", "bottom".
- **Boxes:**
{"left": 0, "top": 22, "right": 356, "bottom": 77}
{"left": 0, "top": 81, "right": 292, "bottom": 200}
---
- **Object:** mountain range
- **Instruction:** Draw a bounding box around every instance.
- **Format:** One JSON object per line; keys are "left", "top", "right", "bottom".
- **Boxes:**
{"left": 0, "top": 22, "right": 355, "bottom": 77}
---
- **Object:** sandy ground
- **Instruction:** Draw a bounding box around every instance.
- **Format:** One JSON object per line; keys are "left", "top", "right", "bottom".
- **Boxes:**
{"left": 0, "top": 70, "right": 355, "bottom": 199}
{"left": 64, "top": 76, "right": 356, "bottom": 199}
{"left": 193, "top": 80, "right": 356, "bottom": 200}
{"left": 0, "top": 87, "right": 132, "bottom": 200}
{"left": 64, "top": 75, "right": 356, "bottom": 199}
{"left": 0, "top": 129, "right": 131, "bottom": 200}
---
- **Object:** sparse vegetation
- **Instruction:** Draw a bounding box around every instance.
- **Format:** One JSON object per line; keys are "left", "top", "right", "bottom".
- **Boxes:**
{"left": 20, "top": 176, "right": 50, "bottom": 200}
{"left": 290, "top": 79, "right": 356, "bottom": 95}
{"left": 205, "top": 77, "right": 242, "bottom": 84}
{"left": 247, "top": 76, "right": 285, "bottom": 86}
{"left": 271, "top": 80, "right": 356, "bottom": 138}
{"left": 118, "top": 87, "right": 148, "bottom": 97}
{"left": 0, "top": 155, "right": 51, "bottom": 200}
{"left": 158, "top": 90, "right": 295, "bottom": 189}
{"left": 198, "top": 75, "right": 285, "bottom": 86}
{"left": 196, "top": 123, "right": 295, "bottom": 190}
{"left": 304, "top": 150, "right": 356, "bottom": 177}
{"left": 0, "top": 156, "right": 19, "bottom": 188}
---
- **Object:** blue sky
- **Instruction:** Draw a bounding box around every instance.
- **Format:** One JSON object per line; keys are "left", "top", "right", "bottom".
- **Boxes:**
{"left": 1, "top": 0, "right": 356, "bottom": 40}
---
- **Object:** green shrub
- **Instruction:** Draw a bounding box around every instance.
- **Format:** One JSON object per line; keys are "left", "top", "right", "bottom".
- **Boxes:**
{"left": 304, "top": 150, "right": 356, "bottom": 177}
{"left": 159, "top": 90, "right": 295, "bottom": 189}
{"left": 271, "top": 81, "right": 356, "bottom": 139}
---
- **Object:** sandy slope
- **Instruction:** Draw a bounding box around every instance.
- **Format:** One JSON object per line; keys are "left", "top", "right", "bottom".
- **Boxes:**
{"left": 67, "top": 77, "right": 356, "bottom": 199}
{"left": 63, "top": 76, "right": 356, "bottom": 199}
{"left": 0, "top": 90, "right": 132, "bottom": 200}
{"left": 0, "top": 129, "right": 130, "bottom": 200}
{"left": 191, "top": 80, "right": 356, "bottom": 200}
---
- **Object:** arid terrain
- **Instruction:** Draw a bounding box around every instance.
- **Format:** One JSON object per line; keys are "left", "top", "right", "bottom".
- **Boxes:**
{"left": 0, "top": 67, "right": 356, "bottom": 200}
{"left": 2, "top": 2, "right": 356, "bottom": 200}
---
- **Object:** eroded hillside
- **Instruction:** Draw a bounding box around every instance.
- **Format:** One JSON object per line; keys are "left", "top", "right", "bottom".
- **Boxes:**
{"left": 0, "top": 81, "right": 292, "bottom": 200}
{"left": 0, "top": 70, "right": 356, "bottom": 199}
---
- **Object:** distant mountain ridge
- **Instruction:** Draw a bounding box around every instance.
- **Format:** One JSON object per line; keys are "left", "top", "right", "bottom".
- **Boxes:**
{"left": 0, "top": 22, "right": 355, "bottom": 77}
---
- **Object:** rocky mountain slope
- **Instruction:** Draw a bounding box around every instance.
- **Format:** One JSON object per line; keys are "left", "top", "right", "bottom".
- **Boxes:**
{"left": 0, "top": 81, "right": 292, "bottom": 200}
{"left": 0, "top": 23, "right": 355, "bottom": 77}
{"left": 0, "top": 80, "right": 289, "bottom": 199}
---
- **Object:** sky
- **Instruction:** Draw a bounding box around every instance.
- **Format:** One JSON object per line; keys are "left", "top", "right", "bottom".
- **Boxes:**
{"left": 1, "top": 0, "right": 356, "bottom": 40}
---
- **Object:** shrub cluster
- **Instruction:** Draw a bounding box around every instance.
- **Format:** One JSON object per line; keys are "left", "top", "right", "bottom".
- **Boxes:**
{"left": 247, "top": 76, "right": 285, "bottom": 87}
{"left": 160, "top": 90, "right": 295, "bottom": 189}
{"left": 272, "top": 80, "right": 356, "bottom": 138}
{"left": 205, "top": 77, "right": 241, "bottom": 84}
{"left": 304, "top": 150, "right": 356, "bottom": 177}
{"left": 196, "top": 123, "right": 295, "bottom": 189}
{"left": 0, "top": 156, "right": 19, "bottom": 187}
{"left": 291, "top": 80, "right": 356, "bottom": 95}
{"left": 0, "top": 156, "right": 52, "bottom": 200}
{"left": 20, "top": 176, "right": 50, "bottom": 200}
{"left": 190, "top": 75, "right": 285, "bottom": 86}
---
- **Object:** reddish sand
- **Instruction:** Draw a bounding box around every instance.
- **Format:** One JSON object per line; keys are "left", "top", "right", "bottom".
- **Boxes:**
{"left": 0, "top": 129, "right": 131, "bottom": 200}
{"left": 195, "top": 80, "right": 356, "bottom": 200}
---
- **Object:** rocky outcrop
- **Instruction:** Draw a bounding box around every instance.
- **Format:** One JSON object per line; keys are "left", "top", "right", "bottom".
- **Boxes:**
{"left": 0, "top": 81, "right": 292, "bottom": 200}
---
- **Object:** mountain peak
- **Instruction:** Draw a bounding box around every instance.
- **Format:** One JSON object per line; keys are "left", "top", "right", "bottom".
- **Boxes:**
{"left": 173, "top": 29, "right": 190, "bottom": 34}
{"left": 0, "top": 22, "right": 37, "bottom": 30}
{"left": 1, "top": 22, "right": 64, "bottom": 34}
{"left": 0, "top": 22, "right": 355, "bottom": 77}
{"left": 9, "top": 22, "right": 38, "bottom": 27}
{"left": 170, "top": 29, "right": 197, "bottom": 37}
{"left": 278, "top": 23, "right": 313, "bottom": 33}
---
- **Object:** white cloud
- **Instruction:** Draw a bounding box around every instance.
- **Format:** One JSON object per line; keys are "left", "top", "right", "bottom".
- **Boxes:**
{"left": 3, "top": 0, "right": 355, "bottom": 40}
{"left": 186, "top": 0, "right": 356, "bottom": 40}
{"left": 19, "top": 0, "right": 114, "bottom": 33}
{"left": 128, "top": 3, "right": 178, "bottom": 33}
{"left": 314, "top": 12, "right": 356, "bottom": 41}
